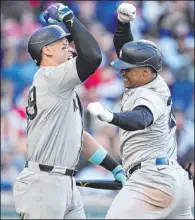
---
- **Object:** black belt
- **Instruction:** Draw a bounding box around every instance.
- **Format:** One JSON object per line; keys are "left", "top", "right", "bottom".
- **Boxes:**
{"left": 129, "top": 157, "right": 170, "bottom": 175}
{"left": 25, "top": 161, "right": 77, "bottom": 177}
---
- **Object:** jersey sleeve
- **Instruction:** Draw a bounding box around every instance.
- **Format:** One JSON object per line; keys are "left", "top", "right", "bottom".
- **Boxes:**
{"left": 43, "top": 57, "right": 82, "bottom": 95}
{"left": 132, "top": 88, "right": 165, "bottom": 123}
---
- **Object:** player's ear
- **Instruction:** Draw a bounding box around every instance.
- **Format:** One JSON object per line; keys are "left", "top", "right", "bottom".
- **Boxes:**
{"left": 42, "top": 45, "right": 52, "bottom": 56}
{"left": 143, "top": 67, "right": 148, "bottom": 77}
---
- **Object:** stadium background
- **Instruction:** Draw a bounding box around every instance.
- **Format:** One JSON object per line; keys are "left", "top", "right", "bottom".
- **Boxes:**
{"left": 1, "top": 0, "right": 194, "bottom": 218}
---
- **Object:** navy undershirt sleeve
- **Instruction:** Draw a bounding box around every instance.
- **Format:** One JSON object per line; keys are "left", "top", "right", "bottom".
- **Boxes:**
{"left": 63, "top": 16, "right": 102, "bottom": 82}
{"left": 110, "top": 106, "right": 153, "bottom": 131}
{"left": 113, "top": 20, "right": 134, "bottom": 57}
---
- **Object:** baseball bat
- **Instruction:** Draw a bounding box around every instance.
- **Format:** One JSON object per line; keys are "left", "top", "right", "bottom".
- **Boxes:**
{"left": 76, "top": 179, "right": 122, "bottom": 190}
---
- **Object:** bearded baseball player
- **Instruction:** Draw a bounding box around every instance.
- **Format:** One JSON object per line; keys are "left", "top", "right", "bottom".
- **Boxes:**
{"left": 13, "top": 3, "right": 127, "bottom": 219}
{"left": 87, "top": 3, "right": 194, "bottom": 219}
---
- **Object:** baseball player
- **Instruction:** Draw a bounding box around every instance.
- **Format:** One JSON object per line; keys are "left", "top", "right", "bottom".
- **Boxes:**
{"left": 13, "top": 3, "right": 127, "bottom": 219}
{"left": 87, "top": 3, "right": 194, "bottom": 219}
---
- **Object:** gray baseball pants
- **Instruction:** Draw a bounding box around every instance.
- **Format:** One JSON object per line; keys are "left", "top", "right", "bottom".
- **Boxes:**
{"left": 106, "top": 159, "right": 194, "bottom": 219}
{"left": 13, "top": 161, "right": 86, "bottom": 219}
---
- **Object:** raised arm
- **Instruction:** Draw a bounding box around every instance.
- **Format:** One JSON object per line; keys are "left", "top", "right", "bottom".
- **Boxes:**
{"left": 43, "top": 3, "right": 102, "bottom": 82}
{"left": 114, "top": 3, "right": 135, "bottom": 57}
{"left": 63, "top": 13, "right": 102, "bottom": 82}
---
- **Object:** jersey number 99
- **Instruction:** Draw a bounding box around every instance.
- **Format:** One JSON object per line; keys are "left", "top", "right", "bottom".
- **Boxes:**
{"left": 26, "top": 86, "right": 37, "bottom": 120}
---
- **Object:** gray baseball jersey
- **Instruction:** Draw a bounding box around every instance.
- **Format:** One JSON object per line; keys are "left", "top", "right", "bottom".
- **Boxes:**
{"left": 26, "top": 57, "right": 83, "bottom": 168}
{"left": 120, "top": 75, "right": 177, "bottom": 171}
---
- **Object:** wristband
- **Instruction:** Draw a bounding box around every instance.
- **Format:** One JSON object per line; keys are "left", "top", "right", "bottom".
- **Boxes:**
{"left": 88, "top": 146, "right": 107, "bottom": 165}
{"left": 112, "top": 164, "right": 124, "bottom": 175}
{"left": 88, "top": 146, "right": 120, "bottom": 172}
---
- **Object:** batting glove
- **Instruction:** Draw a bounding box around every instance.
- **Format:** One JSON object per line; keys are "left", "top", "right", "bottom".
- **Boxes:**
{"left": 43, "top": 3, "right": 74, "bottom": 24}
{"left": 117, "top": 3, "right": 136, "bottom": 23}
{"left": 87, "top": 102, "right": 114, "bottom": 123}
{"left": 112, "top": 165, "right": 127, "bottom": 185}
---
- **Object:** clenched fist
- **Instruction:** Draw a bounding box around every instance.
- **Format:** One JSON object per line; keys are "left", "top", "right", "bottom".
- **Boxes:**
{"left": 87, "top": 102, "right": 114, "bottom": 123}
{"left": 117, "top": 3, "right": 136, "bottom": 23}
{"left": 43, "top": 3, "right": 74, "bottom": 25}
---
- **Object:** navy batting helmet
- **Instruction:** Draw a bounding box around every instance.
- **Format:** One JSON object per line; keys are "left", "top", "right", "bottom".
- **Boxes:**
{"left": 111, "top": 40, "right": 162, "bottom": 73}
{"left": 28, "top": 25, "right": 72, "bottom": 66}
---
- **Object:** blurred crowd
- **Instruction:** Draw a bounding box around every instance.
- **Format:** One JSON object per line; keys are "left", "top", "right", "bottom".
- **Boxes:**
{"left": 1, "top": 1, "right": 194, "bottom": 192}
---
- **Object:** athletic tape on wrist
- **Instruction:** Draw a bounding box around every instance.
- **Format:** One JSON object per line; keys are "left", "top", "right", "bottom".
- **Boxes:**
{"left": 112, "top": 164, "right": 123, "bottom": 175}
{"left": 88, "top": 146, "right": 107, "bottom": 165}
